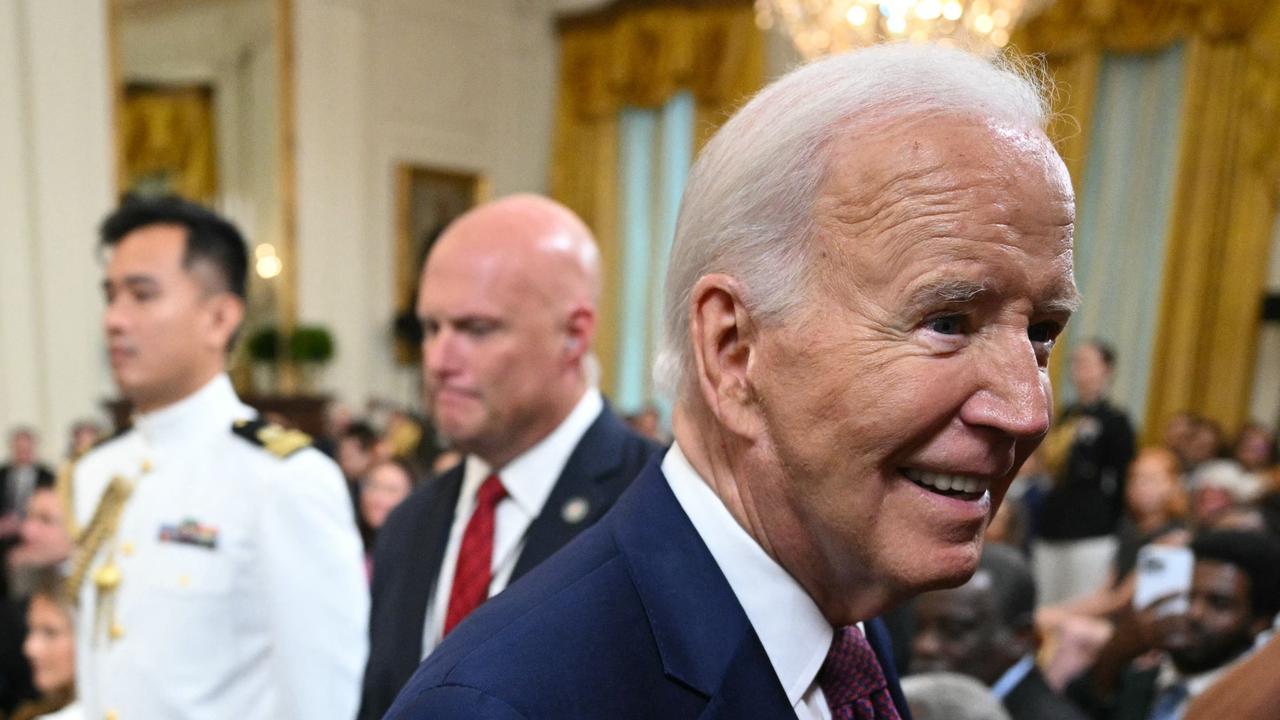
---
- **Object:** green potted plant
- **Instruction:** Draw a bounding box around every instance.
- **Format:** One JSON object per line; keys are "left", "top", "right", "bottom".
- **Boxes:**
{"left": 288, "top": 325, "right": 335, "bottom": 392}
{"left": 245, "top": 325, "right": 282, "bottom": 394}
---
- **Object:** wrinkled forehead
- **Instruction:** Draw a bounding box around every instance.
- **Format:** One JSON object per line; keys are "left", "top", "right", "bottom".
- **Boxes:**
{"left": 811, "top": 114, "right": 1075, "bottom": 292}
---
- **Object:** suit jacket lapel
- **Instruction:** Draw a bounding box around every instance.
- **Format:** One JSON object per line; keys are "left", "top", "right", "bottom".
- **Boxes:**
{"left": 698, "top": 629, "right": 795, "bottom": 719}
{"left": 609, "top": 461, "right": 795, "bottom": 718}
{"left": 512, "top": 405, "right": 628, "bottom": 580}
{"left": 405, "top": 466, "right": 465, "bottom": 655}
{"left": 864, "top": 617, "right": 914, "bottom": 720}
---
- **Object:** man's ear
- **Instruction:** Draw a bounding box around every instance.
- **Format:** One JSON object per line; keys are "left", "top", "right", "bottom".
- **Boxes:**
{"left": 687, "top": 274, "right": 763, "bottom": 439}
{"left": 207, "top": 294, "right": 246, "bottom": 352}
{"left": 563, "top": 304, "right": 596, "bottom": 365}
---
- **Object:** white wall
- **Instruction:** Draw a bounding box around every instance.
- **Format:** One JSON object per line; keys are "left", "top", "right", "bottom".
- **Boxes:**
{"left": 0, "top": 0, "right": 115, "bottom": 461}
{"left": 294, "top": 0, "right": 558, "bottom": 411}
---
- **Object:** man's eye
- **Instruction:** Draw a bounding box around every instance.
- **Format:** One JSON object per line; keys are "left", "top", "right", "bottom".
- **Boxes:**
{"left": 1028, "top": 321, "right": 1061, "bottom": 344}
{"left": 462, "top": 321, "right": 498, "bottom": 337}
{"left": 926, "top": 316, "right": 966, "bottom": 335}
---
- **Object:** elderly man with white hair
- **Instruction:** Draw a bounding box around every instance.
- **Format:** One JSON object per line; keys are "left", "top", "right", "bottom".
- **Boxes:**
{"left": 386, "top": 41, "right": 1080, "bottom": 720}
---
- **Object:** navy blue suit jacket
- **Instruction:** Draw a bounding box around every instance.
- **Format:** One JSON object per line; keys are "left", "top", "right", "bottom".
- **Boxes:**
{"left": 359, "top": 405, "right": 659, "bottom": 720}
{"left": 385, "top": 458, "right": 912, "bottom": 719}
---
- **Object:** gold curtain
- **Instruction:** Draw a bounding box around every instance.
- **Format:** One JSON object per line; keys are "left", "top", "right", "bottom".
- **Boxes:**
{"left": 120, "top": 85, "right": 219, "bottom": 203}
{"left": 553, "top": 0, "right": 764, "bottom": 393}
{"left": 1015, "top": 0, "right": 1280, "bottom": 440}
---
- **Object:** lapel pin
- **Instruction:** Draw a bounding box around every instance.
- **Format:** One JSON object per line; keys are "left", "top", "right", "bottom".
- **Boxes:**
{"left": 561, "top": 497, "right": 590, "bottom": 525}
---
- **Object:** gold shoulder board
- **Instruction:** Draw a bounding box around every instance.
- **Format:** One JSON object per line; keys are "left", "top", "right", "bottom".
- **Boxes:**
{"left": 231, "top": 419, "right": 313, "bottom": 459}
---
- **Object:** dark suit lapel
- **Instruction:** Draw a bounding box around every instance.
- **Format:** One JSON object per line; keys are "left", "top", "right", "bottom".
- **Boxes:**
{"left": 864, "top": 617, "right": 914, "bottom": 720}
{"left": 608, "top": 462, "right": 794, "bottom": 719}
{"left": 698, "top": 630, "right": 794, "bottom": 719}
{"left": 512, "top": 406, "right": 629, "bottom": 579}
{"left": 405, "top": 466, "right": 466, "bottom": 649}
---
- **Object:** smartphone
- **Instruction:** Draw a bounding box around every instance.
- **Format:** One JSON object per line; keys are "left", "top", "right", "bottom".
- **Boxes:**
{"left": 1133, "top": 544, "right": 1193, "bottom": 616}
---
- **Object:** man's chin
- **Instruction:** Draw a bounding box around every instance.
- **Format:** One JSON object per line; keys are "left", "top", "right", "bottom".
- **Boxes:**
{"left": 905, "top": 545, "right": 983, "bottom": 593}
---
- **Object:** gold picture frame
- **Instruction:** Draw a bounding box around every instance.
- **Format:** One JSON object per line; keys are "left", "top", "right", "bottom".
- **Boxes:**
{"left": 394, "top": 163, "right": 489, "bottom": 363}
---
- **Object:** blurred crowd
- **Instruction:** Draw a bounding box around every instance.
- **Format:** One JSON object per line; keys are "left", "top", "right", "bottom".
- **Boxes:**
{"left": 0, "top": 396, "right": 668, "bottom": 719}
{"left": 898, "top": 340, "right": 1280, "bottom": 720}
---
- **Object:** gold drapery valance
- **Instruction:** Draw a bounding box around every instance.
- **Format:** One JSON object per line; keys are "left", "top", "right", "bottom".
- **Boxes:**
{"left": 120, "top": 84, "right": 219, "bottom": 203}
{"left": 1015, "top": 0, "right": 1280, "bottom": 440}
{"left": 553, "top": 0, "right": 764, "bottom": 393}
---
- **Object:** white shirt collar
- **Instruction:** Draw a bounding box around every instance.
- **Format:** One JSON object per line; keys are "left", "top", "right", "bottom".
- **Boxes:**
{"left": 662, "top": 442, "right": 833, "bottom": 711}
{"left": 132, "top": 374, "right": 253, "bottom": 448}
{"left": 1156, "top": 649, "right": 1249, "bottom": 698}
{"left": 991, "top": 654, "right": 1037, "bottom": 699}
{"left": 460, "top": 388, "right": 604, "bottom": 517}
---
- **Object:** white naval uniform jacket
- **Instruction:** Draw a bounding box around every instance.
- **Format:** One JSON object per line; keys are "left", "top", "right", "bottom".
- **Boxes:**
{"left": 71, "top": 375, "right": 369, "bottom": 720}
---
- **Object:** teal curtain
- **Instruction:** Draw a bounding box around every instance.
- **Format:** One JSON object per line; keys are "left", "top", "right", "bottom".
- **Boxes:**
{"left": 1063, "top": 44, "right": 1185, "bottom": 429}
{"left": 615, "top": 91, "right": 695, "bottom": 413}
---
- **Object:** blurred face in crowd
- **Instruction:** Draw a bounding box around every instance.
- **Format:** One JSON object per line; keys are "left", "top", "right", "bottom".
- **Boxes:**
{"left": 911, "top": 571, "right": 1018, "bottom": 685}
{"left": 1163, "top": 412, "right": 1195, "bottom": 455}
{"left": 1126, "top": 449, "right": 1183, "bottom": 525}
{"left": 360, "top": 461, "right": 414, "bottom": 531}
{"left": 102, "top": 224, "right": 242, "bottom": 413}
{"left": 23, "top": 594, "right": 76, "bottom": 694}
{"left": 337, "top": 437, "right": 377, "bottom": 480}
{"left": 1233, "top": 424, "right": 1275, "bottom": 472}
{"left": 1163, "top": 559, "right": 1268, "bottom": 675}
{"left": 1069, "top": 343, "right": 1110, "bottom": 404}
{"left": 13, "top": 490, "right": 72, "bottom": 568}
{"left": 418, "top": 196, "right": 598, "bottom": 469}
{"left": 10, "top": 431, "right": 35, "bottom": 465}
{"left": 1184, "top": 421, "right": 1222, "bottom": 467}
{"left": 695, "top": 115, "right": 1078, "bottom": 620}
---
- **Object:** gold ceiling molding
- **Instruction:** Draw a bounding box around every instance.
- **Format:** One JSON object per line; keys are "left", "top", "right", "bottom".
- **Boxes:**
{"left": 1014, "top": 0, "right": 1271, "bottom": 54}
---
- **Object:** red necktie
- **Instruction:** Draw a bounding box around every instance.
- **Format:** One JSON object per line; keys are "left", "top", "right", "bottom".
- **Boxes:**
{"left": 443, "top": 473, "right": 507, "bottom": 636}
{"left": 819, "top": 625, "right": 902, "bottom": 720}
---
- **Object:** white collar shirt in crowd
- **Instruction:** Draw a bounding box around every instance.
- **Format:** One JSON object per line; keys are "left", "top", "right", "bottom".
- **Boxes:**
{"left": 663, "top": 442, "right": 841, "bottom": 720}
{"left": 422, "top": 387, "right": 604, "bottom": 657}
{"left": 72, "top": 373, "right": 369, "bottom": 720}
{"left": 990, "top": 654, "right": 1037, "bottom": 700}
{"left": 1153, "top": 648, "right": 1252, "bottom": 716}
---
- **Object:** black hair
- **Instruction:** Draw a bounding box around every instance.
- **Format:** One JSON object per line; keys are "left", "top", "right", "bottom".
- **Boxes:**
{"left": 977, "top": 543, "right": 1037, "bottom": 628}
{"left": 1084, "top": 338, "right": 1117, "bottom": 370}
{"left": 1191, "top": 529, "right": 1280, "bottom": 620}
{"left": 100, "top": 194, "right": 248, "bottom": 302}
{"left": 341, "top": 421, "right": 381, "bottom": 452}
{"left": 1255, "top": 493, "right": 1280, "bottom": 541}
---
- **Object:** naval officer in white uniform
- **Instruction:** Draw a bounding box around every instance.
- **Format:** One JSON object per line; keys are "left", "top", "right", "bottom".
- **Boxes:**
{"left": 69, "top": 196, "right": 368, "bottom": 720}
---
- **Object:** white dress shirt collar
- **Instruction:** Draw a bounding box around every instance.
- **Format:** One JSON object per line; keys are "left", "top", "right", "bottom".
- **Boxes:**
{"left": 990, "top": 654, "right": 1037, "bottom": 700}
{"left": 662, "top": 442, "right": 833, "bottom": 715}
{"left": 1156, "top": 650, "right": 1246, "bottom": 700}
{"left": 424, "top": 388, "right": 605, "bottom": 657}
{"left": 459, "top": 387, "right": 604, "bottom": 514}
{"left": 132, "top": 374, "right": 253, "bottom": 448}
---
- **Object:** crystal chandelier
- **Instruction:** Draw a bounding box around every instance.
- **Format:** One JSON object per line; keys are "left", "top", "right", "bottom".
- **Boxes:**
{"left": 756, "top": 0, "right": 1046, "bottom": 59}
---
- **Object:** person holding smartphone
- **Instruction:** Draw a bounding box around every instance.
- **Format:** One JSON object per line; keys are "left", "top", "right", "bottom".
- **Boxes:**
{"left": 1066, "top": 529, "right": 1280, "bottom": 720}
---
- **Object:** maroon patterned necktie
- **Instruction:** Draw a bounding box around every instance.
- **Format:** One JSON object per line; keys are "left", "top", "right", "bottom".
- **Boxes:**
{"left": 443, "top": 473, "right": 507, "bottom": 636}
{"left": 818, "top": 625, "right": 902, "bottom": 720}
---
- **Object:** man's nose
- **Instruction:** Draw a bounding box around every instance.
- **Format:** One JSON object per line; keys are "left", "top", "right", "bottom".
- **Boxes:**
{"left": 960, "top": 332, "right": 1052, "bottom": 441}
{"left": 423, "top": 329, "right": 460, "bottom": 377}
{"left": 103, "top": 297, "right": 127, "bottom": 334}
